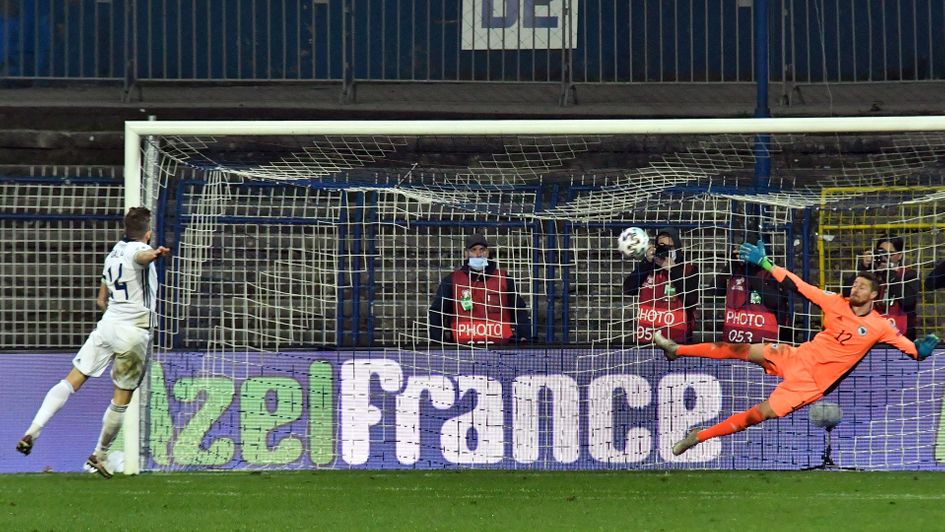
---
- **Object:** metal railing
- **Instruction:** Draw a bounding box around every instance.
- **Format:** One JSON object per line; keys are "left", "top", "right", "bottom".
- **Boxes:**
{"left": 0, "top": 0, "right": 130, "bottom": 79}
{"left": 2, "top": 1, "right": 944, "bottom": 86}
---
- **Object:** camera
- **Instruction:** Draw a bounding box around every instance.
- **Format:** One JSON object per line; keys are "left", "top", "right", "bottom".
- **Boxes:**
{"left": 872, "top": 248, "right": 891, "bottom": 269}
{"left": 654, "top": 243, "right": 676, "bottom": 261}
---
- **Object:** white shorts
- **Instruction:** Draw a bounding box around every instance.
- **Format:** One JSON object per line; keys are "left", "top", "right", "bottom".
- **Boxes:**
{"left": 73, "top": 320, "right": 150, "bottom": 390}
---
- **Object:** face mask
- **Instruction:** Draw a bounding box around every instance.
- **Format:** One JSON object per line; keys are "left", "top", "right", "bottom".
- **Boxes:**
{"left": 468, "top": 257, "right": 488, "bottom": 270}
{"left": 654, "top": 243, "right": 678, "bottom": 262}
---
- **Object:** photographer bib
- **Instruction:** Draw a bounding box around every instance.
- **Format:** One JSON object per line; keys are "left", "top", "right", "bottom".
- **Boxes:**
{"left": 450, "top": 269, "right": 514, "bottom": 344}
{"left": 723, "top": 275, "right": 778, "bottom": 343}
{"left": 636, "top": 271, "right": 689, "bottom": 343}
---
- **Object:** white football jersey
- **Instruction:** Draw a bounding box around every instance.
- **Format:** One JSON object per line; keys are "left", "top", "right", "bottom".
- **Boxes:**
{"left": 100, "top": 239, "right": 157, "bottom": 328}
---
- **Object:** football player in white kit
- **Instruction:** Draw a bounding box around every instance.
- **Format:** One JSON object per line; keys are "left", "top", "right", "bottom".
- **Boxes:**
{"left": 16, "top": 207, "right": 170, "bottom": 478}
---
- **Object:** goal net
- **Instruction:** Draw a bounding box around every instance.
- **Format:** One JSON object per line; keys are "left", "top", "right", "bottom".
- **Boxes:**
{"left": 124, "top": 118, "right": 945, "bottom": 473}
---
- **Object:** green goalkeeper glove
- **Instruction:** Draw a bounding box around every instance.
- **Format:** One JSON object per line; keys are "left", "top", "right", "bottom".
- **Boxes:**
{"left": 738, "top": 240, "right": 774, "bottom": 272}
{"left": 916, "top": 333, "right": 940, "bottom": 360}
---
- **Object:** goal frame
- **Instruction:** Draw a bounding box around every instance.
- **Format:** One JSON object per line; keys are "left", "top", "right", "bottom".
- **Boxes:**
{"left": 121, "top": 115, "right": 945, "bottom": 474}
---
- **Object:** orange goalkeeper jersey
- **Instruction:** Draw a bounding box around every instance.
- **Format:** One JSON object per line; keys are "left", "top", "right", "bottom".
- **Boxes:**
{"left": 771, "top": 266, "right": 918, "bottom": 392}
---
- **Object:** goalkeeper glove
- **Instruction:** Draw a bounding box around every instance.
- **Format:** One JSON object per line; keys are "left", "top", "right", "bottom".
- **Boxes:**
{"left": 915, "top": 333, "right": 940, "bottom": 360}
{"left": 738, "top": 240, "right": 774, "bottom": 272}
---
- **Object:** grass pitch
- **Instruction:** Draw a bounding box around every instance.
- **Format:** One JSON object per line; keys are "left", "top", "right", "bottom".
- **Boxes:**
{"left": 1, "top": 470, "right": 943, "bottom": 530}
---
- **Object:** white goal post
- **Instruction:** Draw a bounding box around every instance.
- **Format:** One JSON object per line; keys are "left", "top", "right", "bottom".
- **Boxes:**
{"left": 122, "top": 116, "right": 945, "bottom": 475}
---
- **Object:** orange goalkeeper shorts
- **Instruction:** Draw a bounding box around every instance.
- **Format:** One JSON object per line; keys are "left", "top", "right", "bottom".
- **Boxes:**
{"left": 761, "top": 343, "right": 824, "bottom": 417}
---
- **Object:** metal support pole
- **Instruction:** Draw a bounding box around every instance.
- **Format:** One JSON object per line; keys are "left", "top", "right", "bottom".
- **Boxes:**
{"left": 559, "top": 0, "right": 576, "bottom": 106}
{"left": 122, "top": 0, "right": 141, "bottom": 102}
{"left": 753, "top": 0, "right": 771, "bottom": 188}
{"left": 751, "top": 0, "right": 772, "bottom": 240}
{"left": 340, "top": 0, "right": 356, "bottom": 104}
{"left": 121, "top": 0, "right": 144, "bottom": 102}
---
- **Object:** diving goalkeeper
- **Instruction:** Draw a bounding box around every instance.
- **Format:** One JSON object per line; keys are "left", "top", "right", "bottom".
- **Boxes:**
{"left": 653, "top": 240, "right": 940, "bottom": 456}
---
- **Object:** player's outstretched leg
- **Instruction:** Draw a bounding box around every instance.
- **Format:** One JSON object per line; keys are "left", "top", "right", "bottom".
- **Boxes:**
{"left": 664, "top": 340, "right": 754, "bottom": 362}
{"left": 85, "top": 454, "right": 113, "bottom": 479}
{"left": 672, "top": 429, "right": 700, "bottom": 455}
{"left": 673, "top": 404, "right": 774, "bottom": 456}
{"left": 652, "top": 331, "right": 679, "bottom": 361}
{"left": 17, "top": 378, "right": 79, "bottom": 456}
{"left": 15, "top": 435, "right": 33, "bottom": 456}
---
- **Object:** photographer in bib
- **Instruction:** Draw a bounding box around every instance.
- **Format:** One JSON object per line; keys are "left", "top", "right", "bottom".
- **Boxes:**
{"left": 623, "top": 227, "right": 699, "bottom": 343}
{"left": 717, "top": 242, "right": 790, "bottom": 344}
{"left": 428, "top": 234, "right": 532, "bottom": 345}
{"left": 842, "top": 236, "right": 919, "bottom": 340}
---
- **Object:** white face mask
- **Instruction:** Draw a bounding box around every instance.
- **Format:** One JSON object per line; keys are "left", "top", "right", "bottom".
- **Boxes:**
{"left": 468, "top": 257, "right": 488, "bottom": 270}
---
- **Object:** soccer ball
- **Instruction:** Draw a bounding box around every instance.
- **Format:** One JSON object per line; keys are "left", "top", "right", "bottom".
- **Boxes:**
{"left": 617, "top": 227, "right": 649, "bottom": 259}
{"left": 808, "top": 401, "right": 843, "bottom": 429}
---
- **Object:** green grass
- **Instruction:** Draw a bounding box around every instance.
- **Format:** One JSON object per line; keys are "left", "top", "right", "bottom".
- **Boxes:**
{"left": 1, "top": 470, "right": 944, "bottom": 530}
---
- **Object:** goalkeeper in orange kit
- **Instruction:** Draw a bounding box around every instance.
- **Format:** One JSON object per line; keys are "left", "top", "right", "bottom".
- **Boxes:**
{"left": 653, "top": 240, "right": 941, "bottom": 456}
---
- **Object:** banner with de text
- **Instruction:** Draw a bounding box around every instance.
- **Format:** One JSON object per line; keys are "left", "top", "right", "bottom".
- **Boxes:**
{"left": 462, "top": 0, "right": 579, "bottom": 50}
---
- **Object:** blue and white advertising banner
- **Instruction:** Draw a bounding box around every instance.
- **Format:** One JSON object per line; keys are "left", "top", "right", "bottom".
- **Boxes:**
{"left": 144, "top": 348, "right": 945, "bottom": 471}
{"left": 462, "top": 0, "right": 579, "bottom": 50}
{"left": 4, "top": 349, "right": 944, "bottom": 473}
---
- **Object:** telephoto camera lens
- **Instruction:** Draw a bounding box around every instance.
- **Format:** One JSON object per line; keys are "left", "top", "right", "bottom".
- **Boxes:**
{"left": 873, "top": 248, "right": 890, "bottom": 268}
{"left": 654, "top": 244, "right": 672, "bottom": 259}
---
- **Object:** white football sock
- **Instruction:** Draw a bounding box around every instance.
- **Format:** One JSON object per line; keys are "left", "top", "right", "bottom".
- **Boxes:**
{"left": 94, "top": 401, "right": 128, "bottom": 458}
{"left": 25, "top": 380, "right": 75, "bottom": 439}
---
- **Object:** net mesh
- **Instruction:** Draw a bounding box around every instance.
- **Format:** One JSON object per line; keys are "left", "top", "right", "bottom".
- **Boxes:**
{"left": 133, "top": 127, "right": 945, "bottom": 471}
{"left": 0, "top": 177, "right": 124, "bottom": 348}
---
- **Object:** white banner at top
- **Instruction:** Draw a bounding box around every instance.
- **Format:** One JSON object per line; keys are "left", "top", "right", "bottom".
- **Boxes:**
{"left": 462, "top": 0, "right": 579, "bottom": 50}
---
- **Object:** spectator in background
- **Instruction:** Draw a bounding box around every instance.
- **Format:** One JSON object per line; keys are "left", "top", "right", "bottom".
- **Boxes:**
{"left": 623, "top": 227, "right": 699, "bottom": 343}
{"left": 428, "top": 234, "right": 531, "bottom": 345}
{"left": 842, "top": 235, "right": 919, "bottom": 340}
{"left": 717, "top": 243, "right": 790, "bottom": 344}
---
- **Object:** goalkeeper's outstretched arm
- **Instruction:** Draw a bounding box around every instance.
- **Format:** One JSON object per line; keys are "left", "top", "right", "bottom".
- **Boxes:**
{"left": 882, "top": 327, "right": 940, "bottom": 361}
{"left": 739, "top": 240, "right": 834, "bottom": 309}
